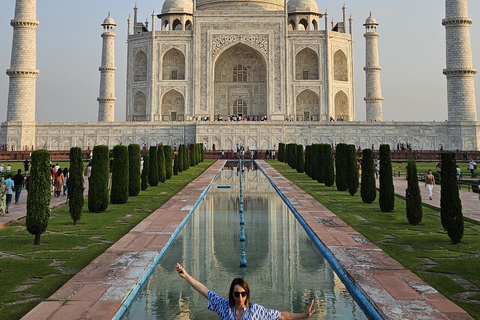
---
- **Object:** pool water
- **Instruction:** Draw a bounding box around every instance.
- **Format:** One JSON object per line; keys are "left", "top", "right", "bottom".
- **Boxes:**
{"left": 122, "top": 163, "right": 369, "bottom": 319}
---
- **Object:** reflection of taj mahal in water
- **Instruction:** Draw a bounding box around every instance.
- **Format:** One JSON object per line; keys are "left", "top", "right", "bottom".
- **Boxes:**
{"left": 1, "top": 0, "right": 480, "bottom": 151}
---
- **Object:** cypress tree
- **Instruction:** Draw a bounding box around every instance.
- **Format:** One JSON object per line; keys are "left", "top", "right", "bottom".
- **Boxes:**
{"left": 308, "top": 145, "right": 316, "bottom": 180}
{"left": 26, "top": 149, "right": 51, "bottom": 245}
{"left": 164, "top": 145, "right": 173, "bottom": 180}
{"left": 158, "top": 144, "right": 166, "bottom": 183}
{"left": 335, "top": 143, "right": 348, "bottom": 191}
{"left": 278, "top": 143, "right": 285, "bottom": 162}
{"left": 148, "top": 146, "right": 159, "bottom": 186}
{"left": 361, "top": 149, "right": 376, "bottom": 204}
{"left": 111, "top": 145, "right": 129, "bottom": 204}
{"left": 346, "top": 144, "right": 359, "bottom": 196}
{"left": 190, "top": 143, "right": 196, "bottom": 166}
{"left": 296, "top": 144, "right": 305, "bottom": 173}
{"left": 128, "top": 144, "right": 141, "bottom": 197}
{"left": 184, "top": 144, "right": 189, "bottom": 170}
{"left": 304, "top": 145, "right": 311, "bottom": 177}
{"left": 379, "top": 144, "right": 395, "bottom": 212}
{"left": 141, "top": 153, "right": 149, "bottom": 191}
{"left": 406, "top": 157, "right": 423, "bottom": 225}
{"left": 440, "top": 152, "right": 464, "bottom": 244}
{"left": 173, "top": 154, "right": 179, "bottom": 175}
{"left": 178, "top": 144, "right": 185, "bottom": 172}
{"left": 323, "top": 144, "right": 335, "bottom": 187}
{"left": 88, "top": 145, "right": 110, "bottom": 213}
{"left": 316, "top": 144, "right": 325, "bottom": 184}
{"left": 68, "top": 147, "right": 84, "bottom": 225}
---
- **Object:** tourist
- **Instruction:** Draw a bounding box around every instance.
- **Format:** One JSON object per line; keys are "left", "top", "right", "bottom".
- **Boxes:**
{"left": 176, "top": 263, "right": 315, "bottom": 320}
{"left": 425, "top": 170, "right": 435, "bottom": 200}
{"left": 0, "top": 177, "right": 6, "bottom": 216}
{"left": 456, "top": 165, "right": 462, "bottom": 181}
{"left": 478, "top": 178, "right": 480, "bottom": 201}
{"left": 0, "top": 164, "right": 4, "bottom": 177}
{"left": 6, "top": 164, "right": 11, "bottom": 174}
{"left": 374, "top": 159, "right": 379, "bottom": 178}
{"left": 54, "top": 168, "right": 64, "bottom": 197}
{"left": 23, "top": 158, "right": 30, "bottom": 173}
{"left": 5, "top": 174, "right": 14, "bottom": 213}
{"left": 436, "top": 162, "right": 441, "bottom": 173}
{"left": 62, "top": 168, "right": 69, "bottom": 197}
{"left": 13, "top": 169, "right": 24, "bottom": 204}
{"left": 469, "top": 159, "right": 477, "bottom": 178}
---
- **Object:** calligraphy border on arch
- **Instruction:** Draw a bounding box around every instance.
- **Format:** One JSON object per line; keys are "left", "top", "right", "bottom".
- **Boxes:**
{"left": 212, "top": 34, "right": 268, "bottom": 58}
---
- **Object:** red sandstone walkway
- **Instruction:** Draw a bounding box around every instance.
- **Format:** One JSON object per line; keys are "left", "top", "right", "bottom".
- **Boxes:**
{"left": 16, "top": 160, "right": 474, "bottom": 319}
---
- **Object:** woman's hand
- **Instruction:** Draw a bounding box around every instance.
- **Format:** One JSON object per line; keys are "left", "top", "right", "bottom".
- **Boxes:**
{"left": 303, "top": 300, "right": 315, "bottom": 318}
{"left": 176, "top": 263, "right": 187, "bottom": 279}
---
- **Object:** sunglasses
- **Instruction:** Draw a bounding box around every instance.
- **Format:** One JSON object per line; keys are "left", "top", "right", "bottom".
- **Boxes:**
{"left": 233, "top": 291, "right": 247, "bottom": 298}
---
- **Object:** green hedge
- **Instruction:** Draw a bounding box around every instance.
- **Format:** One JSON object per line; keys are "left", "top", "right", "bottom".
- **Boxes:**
{"left": 88, "top": 145, "right": 110, "bottom": 213}
{"left": 440, "top": 152, "right": 464, "bottom": 244}
{"left": 26, "top": 149, "right": 51, "bottom": 245}
{"left": 278, "top": 143, "right": 285, "bottom": 162}
{"left": 361, "top": 149, "right": 376, "bottom": 204}
{"left": 296, "top": 144, "right": 305, "bottom": 173}
{"left": 379, "top": 144, "right": 395, "bottom": 212}
{"left": 316, "top": 144, "right": 324, "bottom": 184}
{"left": 111, "top": 145, "right": 129, "bottom": 204}
{"left": 335, "top": 143, "right": 348, "bottom": 191}
{"left": 190, "top": 143, "right": 196, "bottom": 167}
{"left": 346, "top": 144, "right": 359, "bottom": 196}
{"left": 164, "top": 145, "right": 173, "bottom": 180}
{"left": 323, "top": 144, "right": 335, "bottom": 187}
{"left": 141, "top": 153, "right": 149, "bottom": 191}
{"left": 68, "top": 147, "right": 85, "bottom": 225}
{"left": 148, "top": 146, "right": 159, "bottom": 186}
{"left": 128, "top": 144, "right": 141, "bottom": 197}
{"left": 406, "top": 157, "right": 422, "bottom": 225}
{"left": 173, "top": 154, "right": 179, "bottom": 175}
{"left": 158, "top": 144, "right": 166, "bottom": 183}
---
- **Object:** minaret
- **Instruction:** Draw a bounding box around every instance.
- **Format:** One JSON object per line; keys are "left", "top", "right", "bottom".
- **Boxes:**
{"left": 98, "top": 13, "right": 116, "bottom": 122}
{"left": 6, "top": 0, "right": 39, "bottom": 122}
{"left": 443, "top": 0, "right": 477, "bottom": 121}
{"left": 364, "top": 13, "right": 383, "bottom": 122}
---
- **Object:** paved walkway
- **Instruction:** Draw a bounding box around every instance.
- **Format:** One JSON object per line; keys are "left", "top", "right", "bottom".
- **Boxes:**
{"left": 10, "top": 162, "right": 475, "bottom": 319}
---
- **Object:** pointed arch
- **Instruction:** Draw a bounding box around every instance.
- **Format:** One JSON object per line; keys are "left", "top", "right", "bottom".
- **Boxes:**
{"left": 133, "top": 51, "right": 147, "bottom": 82}
{"left": 334, "top": 50, "right": 348, "bottom": 81}
{"left": 162, "top": 90, "right": 185, "bottom": 121}
{"left": 185, "top": 20, "right": 192, "bottom": 30}
{"left": 133, "top": 91, "right": 147, "bottom": 121}
{"left": 295, "top": 48, "right": 319, "bottom": 80}
{"left": 162, "top": 19, "right": 170, "bottom": 31}
{"left": 289, "top": 20, "right": 296, "bottom": 30}
{"left": 311, "top": 20, "right": 318, "bottom": 31}
{"left": 334, "top": 91, "right": 349, "bottom": 120}
{"left": 163, "top": 48, "right": 185, "bottom": 80}
{"left": 299, "top": 19, "right": 308, "bottom": 30}
{"left": 172, "top": 19, "right": 182, "bottom": 30}
{"left": 296, "top": 89, "right": 320, "bottom": 121}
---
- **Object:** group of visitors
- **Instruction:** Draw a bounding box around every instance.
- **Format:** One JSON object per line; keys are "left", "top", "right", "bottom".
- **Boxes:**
{"left": 216, "top": 114, "right": 268, "bottom": 122}
{"left": 329, "top": 116, "right": 348, "bottom": 122}
{"left": 51, "top": 163, "right": 68, "bottom": 197}
{"left": 0, "top": 169, "right": 28, "bottom": 216}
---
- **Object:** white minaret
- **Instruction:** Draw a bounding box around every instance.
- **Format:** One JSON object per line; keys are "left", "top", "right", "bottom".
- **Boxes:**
{"left": 364, "top": 13, "right": 383, "bottom": 122}
{"left": 98, "top": 13, "right": 117, "bottom": 122}
{"left": 6, "top": 0, "right": 39, "bottom": 123}
{"left": 443, "top": 0, "right": 477, "bottom": 121}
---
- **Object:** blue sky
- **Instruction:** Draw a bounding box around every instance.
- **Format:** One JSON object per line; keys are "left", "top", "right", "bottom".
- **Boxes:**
{"left": 0, "top": 0, "right": 479, "bottom": 122}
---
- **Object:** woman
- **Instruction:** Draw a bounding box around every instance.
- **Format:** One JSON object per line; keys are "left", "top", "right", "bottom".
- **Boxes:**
{"left": 54, "top": 168, "right": 64, "bottom": 197}
{"left": 62, "top": 168, "right": 69, "bottom": 196}
{"left": 0, "top": 177, "right": 7, "bottom": 216}
{"left": 176, "top": 263, "right": 315, "bottom": 320}
{"left": 425, "top": 169, "right": 435, "bottom": 200}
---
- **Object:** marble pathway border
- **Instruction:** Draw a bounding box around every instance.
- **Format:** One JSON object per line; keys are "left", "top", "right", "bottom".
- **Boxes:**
{"left": 21, "top": 160, "right": 226, "bottom": 320}
{"left": 258, "top": 160, "right": 473, "bottom": 320}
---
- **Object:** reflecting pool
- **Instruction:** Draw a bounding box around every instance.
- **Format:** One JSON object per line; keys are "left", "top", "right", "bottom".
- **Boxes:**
{"left": 122, "top": 162, "right": 369, "bottom": 319}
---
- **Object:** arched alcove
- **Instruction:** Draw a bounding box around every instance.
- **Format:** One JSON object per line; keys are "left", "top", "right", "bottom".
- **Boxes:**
{"left": 133, "top": 91, "right": 147, "bottom": 121}
{"left": 334, "top": 91, "right": 349, "bottom": 120}
{"left": 295, "top": 48, "right": 319, "bottom": 80}
{"left": 296, "top": 90, "right": 320, "bottom": 121}
{"left": 162, "top": 90, "right": 185, "bottom": 121}
{"left": 334, "top": 50, "right": 348, "bottom": 81}
{"left": 133, "top": 51, "right": 147, "bottom": 82}
{"left": 163, "top": 49, "right": 186, "bottom": 80}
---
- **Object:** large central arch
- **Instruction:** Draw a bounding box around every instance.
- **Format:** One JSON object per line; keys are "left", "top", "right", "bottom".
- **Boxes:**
{"left": 214, "top": 43, "right": 267, "bottom": 118}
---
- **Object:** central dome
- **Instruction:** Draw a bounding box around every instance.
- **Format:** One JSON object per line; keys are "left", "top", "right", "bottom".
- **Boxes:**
{"left": 196, "top": 0, "right": 284, "bottom": 11}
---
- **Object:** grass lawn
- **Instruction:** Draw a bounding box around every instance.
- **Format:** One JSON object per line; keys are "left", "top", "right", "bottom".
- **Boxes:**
{"left": 0, "top": 160, "right": 214, "bottom": 320}
{"left": 267, "top": 160, "right": 480, "bottom": 319}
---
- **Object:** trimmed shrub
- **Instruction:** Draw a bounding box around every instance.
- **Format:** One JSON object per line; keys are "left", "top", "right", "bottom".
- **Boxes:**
{"left": 88, "top": 145, "right": 110, "bottom": 213}
{"left": 296, "top": 144, "right": 305, "bottom": 173}
{"left": 173, "top": 154, "right": 179, "bottom": 175}
{"left": 379, "top": 144, "right": 395, "bottom": 212}
{"left": 158, "top": 144, "right": 166, "bottom": 183}
{"left": 190, "top": 143, "right": 196, "bottom": 166}
{"left": 178, "top": 145, "right": 185, "bottom": 172}
{"left": 148, "top": 146, "right": 159, "bottom": 186}
{"left": 26, "top": 149, "right": 51, "bottom": 245}
{"left": 323, "top": 144, "right": 335, "bottom": 187}
{"left": 304, "top": 145, "right": 311, "bottom": 177}
{"left": 68, "top": 147, "right": 84, "bottom": 225}
{"left": 111, "top": 145, "right": 129, "bottom": 204}
{"left": 278, "top": 143, "right": 285, "bottom": 162}
{"left": 406, "top": 157, "right": 422, "bottom": 225}
{"left": 164, "top": 145, "right": 173, "bottom": 180}
{"left": 440, "top": 152, "right": 464, "bottom": 244}
{"left": 361, "top": 149, "right": 376, "bottom": 204}
{"left": 335, "top": 143, "right": 348, "bottom": 191}
{"left": 316, "top": 144, "right": 324, "bottom": 184}
{"left": 346, "top": 144, "right": 359, "bottom": 196}
{"left": 128, "top": 144, "right": 141, "bottom": 197}
{"left": 141, "top": 153, "right": 149, "bottom": 191}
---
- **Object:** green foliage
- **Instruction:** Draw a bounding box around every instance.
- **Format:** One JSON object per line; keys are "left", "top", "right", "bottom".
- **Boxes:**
{"left": 141, "top": 153, "right": 149, "bottom": 191}
{"left": 88, "top": 145, "right": 110, "bottom": 213}
{"left": 316, "top": 144, "right": 324, "bottom": 184}
{"left": 361, "top": 149, "right": 376, "bottom": 204}
{"left": 200, "top": 143, "right": 205, "bottom": 162}
{"left": 346, "top": 144, "right": 359, "bottom": 196}
{"left": 182, "top": 144, "right": 189, "bottom": 171}
{"left": 111, "top": 145, "right": 129, "bottom": 204}
{"left": 148, "top": 146, "right": 159, "bottom": 186}
{"left": 323, "top": 144, "right": 335, "bottom": 187}
{"left": 296, "top": 144, "right": 305, "bottom": 173}
{"left": 68, "top": 147, "right": 85, "bottom": 225}
{"left": 335, "top": 143, "right": 348, "bottom": 191}
{"left": 379, "top": 144, "right": 395, "bottom": 212}
{"left": 440, "top": 152, "right": 464, "bottom": 244}
{"left": 26, "top": 149, "right": 51, "bottom": 245}
{"left": 158, "top": 144, "right": 166, "bottom": 183}
{"left": 304, "top": 145, "right": 311, "bottom": 177}
{"left": 278, "top": 143, "right": 285, "bottom": 162}
{"left": 164, "top": 145, "right": 173, "bottom": 180}
{"left": 178, "top": 145, "right": 185, "bottom": 172}
{"left": 287, "top": 143, "right": 297, "bottom": 169}
{"left": 128, "top": 144, "right": 141, "bottom": 197}
{"left": 190, "top": 143, "right": 196, "bottom": 166}
{"left": 406, "top": 157, "right": 423, "bottom": 225}
{"left": 173, "top": 154, "right": 179, "bottom": 175}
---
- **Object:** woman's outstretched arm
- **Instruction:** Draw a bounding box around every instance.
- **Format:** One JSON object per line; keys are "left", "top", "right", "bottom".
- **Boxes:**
{"left": 176, "top": 263, "right": 209, "bottom": 299}
{"left": 279, "top": 300, "right": 315, "bottom": 320}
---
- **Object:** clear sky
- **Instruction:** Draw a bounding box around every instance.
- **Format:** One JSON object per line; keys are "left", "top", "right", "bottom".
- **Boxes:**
{"left": 0, "top": 0, "right": 479, "bottom": 122}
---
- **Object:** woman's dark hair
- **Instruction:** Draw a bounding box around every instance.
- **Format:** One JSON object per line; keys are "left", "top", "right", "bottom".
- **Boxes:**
{"left": 228, "top": 278, "right": 250, "bottom": 308}
{"left": 63, "top": 168, "right": 69, "bottom": 177}
{"left": 56, "top": 168, "right": 63, "bottom": 177}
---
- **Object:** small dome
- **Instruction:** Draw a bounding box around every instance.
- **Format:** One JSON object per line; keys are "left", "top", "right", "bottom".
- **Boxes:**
{"left": 162, "top": 0, "right": 193, "bottom": 15}
{"left": 287, "top": 0, "right": 319, "bottom": 14}
{"left": 364, "top": 14, "right": 378, "bottom": 25}
{"left": 102, "top": 14, "right": 116, "bottom": 26}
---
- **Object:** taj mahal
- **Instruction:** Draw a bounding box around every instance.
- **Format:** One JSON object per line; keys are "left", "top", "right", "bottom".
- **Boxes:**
{"left": 1, "top": 0, "right": 479, "bottom": 151}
